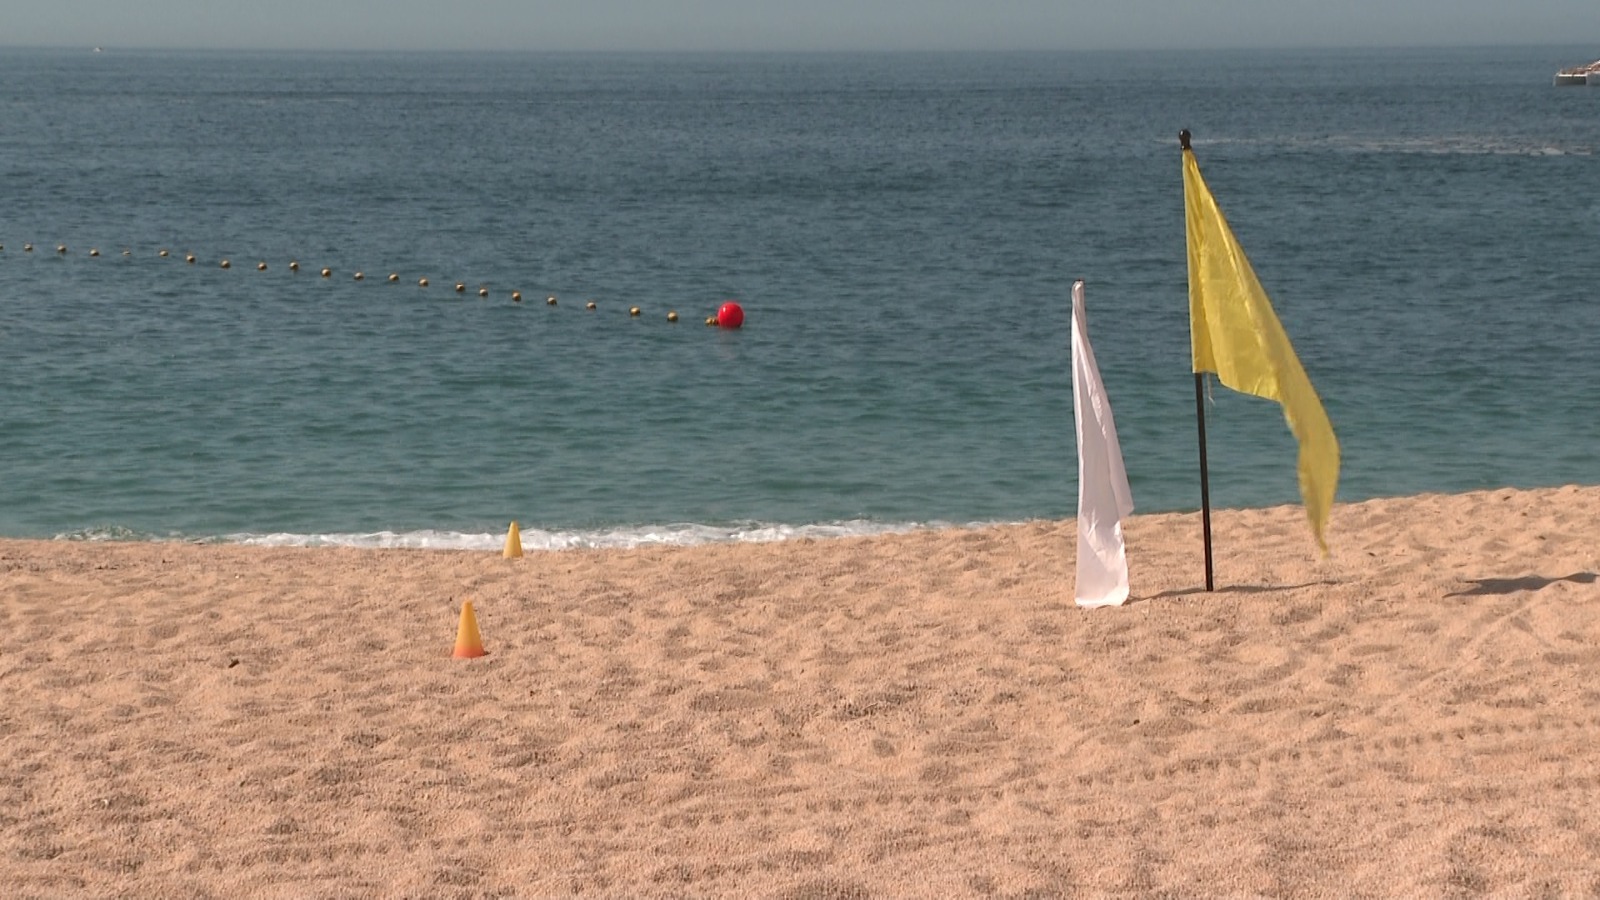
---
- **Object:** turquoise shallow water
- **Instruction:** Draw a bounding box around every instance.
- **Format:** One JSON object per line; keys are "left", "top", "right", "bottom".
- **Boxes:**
{"left": 2, "top": 46, "right": 1598, "bottom": 546}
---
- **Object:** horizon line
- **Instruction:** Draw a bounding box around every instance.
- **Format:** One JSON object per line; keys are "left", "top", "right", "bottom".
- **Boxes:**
{"left": 5, "top": 40, "right": 1591, "bottom": 56}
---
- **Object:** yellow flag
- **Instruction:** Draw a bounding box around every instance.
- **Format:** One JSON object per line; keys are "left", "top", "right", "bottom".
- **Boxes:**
{"left": 1183, "top": 147, "right": 1340, "bottom": 551}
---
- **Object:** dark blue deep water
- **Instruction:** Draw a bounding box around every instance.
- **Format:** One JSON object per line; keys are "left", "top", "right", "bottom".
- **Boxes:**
{"left": 2, "top": 46, "right": 1598, "bottom": 546}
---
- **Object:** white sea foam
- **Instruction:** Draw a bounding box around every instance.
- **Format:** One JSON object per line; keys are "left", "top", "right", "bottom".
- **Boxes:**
{"left": 58, "top": 519, "right": 987, "bottom": 550}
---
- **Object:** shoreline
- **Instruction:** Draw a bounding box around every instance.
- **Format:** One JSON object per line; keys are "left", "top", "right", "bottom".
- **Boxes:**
{"left": 4, "top": 484, "right": 1598, "bottom": 895}
{"left": 6, "top": 479, "right": 1594, "bottom": 552}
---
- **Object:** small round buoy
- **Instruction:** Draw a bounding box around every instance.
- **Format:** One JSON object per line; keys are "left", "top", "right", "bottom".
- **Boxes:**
{"left": 629, "top": 306, "right": 641, "bottom": 317}
{"left": 511, "top": 291, "right": 523, "bottom": 302}
{"left": 477, "top": 286, "right": 488, "bottom": 297}
{"left": 546, "top": 295, "right": 557, "bottom": 306}
{"left": 220, "top": 259, "right": 231, "bottom": 269}
{"left": 321, "top": 268, "right": 332, "bottom": 278}
{"left": 24, "top": 243, "right": 34, "bottom": 252}
{"left": 585, "top": 301, "right": 596, "bottom": 310}
{"left": 455, "top": 282, "right": 465, "bottom": 293}
{"left": 388, "top": 273, "right": 399, "bottom": 283}
{"left": 667, "top": 311, "right": 678, "bottom": 322}
{"left": 57, "top": 245, "right": 68, "bottom": 255}
{"left": 158, "top": 248, "right": 169, "bottom": 257}
{"left": 289, "top": 260, "right": 300, "bottom": 272}
{"left": 257, "top": 261, "right": 267, "bottom": 271}
{"left": 716, "top": 300, "right": 745, "bottom": 329}
{"left": 353, "top": 271, "right": 364, "bottom": 281}
{"left": 418, "top": 277, "right": 429, "bottom": 287}
{"left": 89, "top": 248, "right": 100, "bottom": 257}
{"left": 186, "top": 254, "right": 196, "bottom": 264}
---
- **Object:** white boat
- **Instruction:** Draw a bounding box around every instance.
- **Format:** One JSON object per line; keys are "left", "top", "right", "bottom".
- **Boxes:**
{"left": 1554, "top": 59, "right": 1600, "bottom": 85}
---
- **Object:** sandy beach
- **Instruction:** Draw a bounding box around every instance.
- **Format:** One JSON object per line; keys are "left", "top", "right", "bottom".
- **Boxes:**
{"left": 3, "top": 485, "right": 1599, "bottom": 897}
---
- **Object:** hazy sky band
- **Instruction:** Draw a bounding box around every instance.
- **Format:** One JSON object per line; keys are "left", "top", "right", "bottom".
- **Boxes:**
{"left": 8, "top": 1, "right": 1598, "bottom": 52}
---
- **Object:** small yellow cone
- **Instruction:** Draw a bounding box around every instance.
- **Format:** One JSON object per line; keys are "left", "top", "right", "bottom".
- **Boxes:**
{"left": 503, "top": 521, "right": 523, "bottom": 558}
{"left": 452, "top": 601, "right": 487, "bottom": 658}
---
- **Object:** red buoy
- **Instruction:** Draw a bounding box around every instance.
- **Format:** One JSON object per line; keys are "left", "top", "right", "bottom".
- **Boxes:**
{"left": 716, "top": 301, "right": 745, "bottom": 329}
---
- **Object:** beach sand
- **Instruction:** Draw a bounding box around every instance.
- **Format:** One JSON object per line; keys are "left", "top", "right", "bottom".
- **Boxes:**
{"left": 3, "top": 485, "right": 1599, "bottom": 897}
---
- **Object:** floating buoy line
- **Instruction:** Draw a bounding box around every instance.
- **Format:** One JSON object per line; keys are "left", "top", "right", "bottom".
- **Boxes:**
{"left": 1, "top": 240, "right": 748, "bottom": 329}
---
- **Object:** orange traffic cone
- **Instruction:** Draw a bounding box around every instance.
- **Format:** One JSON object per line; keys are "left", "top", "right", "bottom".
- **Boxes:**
{"left": 452, "top": 600, "right": 487, "bottom": 658}
{"left": 503, "top": 521, "right": 523, "bottom": 558}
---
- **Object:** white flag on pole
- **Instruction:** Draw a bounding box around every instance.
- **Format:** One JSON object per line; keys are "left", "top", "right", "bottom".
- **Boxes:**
{"left": 1071, "top": 280, "right": 1135, "bottom": 607}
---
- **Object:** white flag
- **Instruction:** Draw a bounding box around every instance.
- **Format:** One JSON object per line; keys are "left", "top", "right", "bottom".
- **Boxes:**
{"left": 1071, "top": 281, "right": 1135, "bottom": 607}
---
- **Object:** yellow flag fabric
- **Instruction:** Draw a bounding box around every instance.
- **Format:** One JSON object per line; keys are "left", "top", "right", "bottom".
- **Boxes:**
{"left": 1183, "top": 148, "right": 1340, "bottom": 551}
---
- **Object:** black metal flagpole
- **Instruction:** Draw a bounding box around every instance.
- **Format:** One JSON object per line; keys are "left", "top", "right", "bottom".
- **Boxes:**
{"left": 1194, "top": 373, "right": 1215, "bottom": 592}
{"left": 1181, "top": 128, "right": 1216, "bottom": 592}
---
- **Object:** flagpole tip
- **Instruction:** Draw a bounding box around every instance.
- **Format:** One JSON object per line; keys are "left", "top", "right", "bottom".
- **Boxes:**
{"left": 1179, "top": 129, "right": 1191, "bottom": 150}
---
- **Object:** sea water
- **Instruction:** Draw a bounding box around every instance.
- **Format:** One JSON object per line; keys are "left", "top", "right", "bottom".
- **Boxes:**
{"left": 2, "top": 45, "right": 1598, "bottom": 546}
